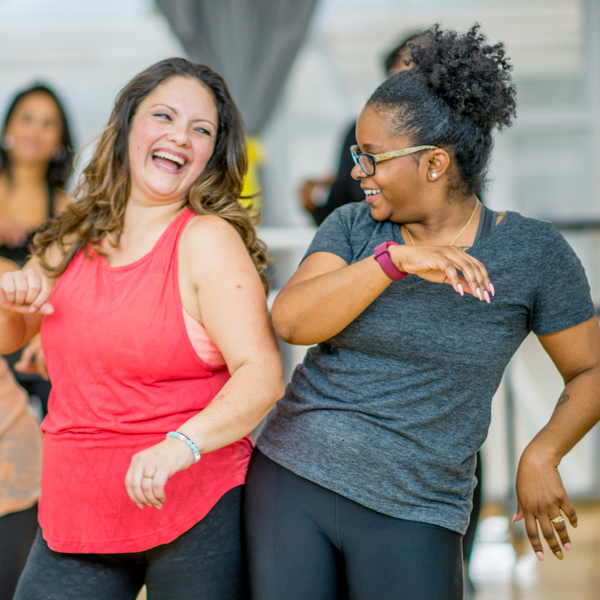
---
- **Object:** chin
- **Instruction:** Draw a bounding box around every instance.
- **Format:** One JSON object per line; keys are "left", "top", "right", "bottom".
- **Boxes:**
{"left": 369, "top": 205, "right": 393, "bottom": 223}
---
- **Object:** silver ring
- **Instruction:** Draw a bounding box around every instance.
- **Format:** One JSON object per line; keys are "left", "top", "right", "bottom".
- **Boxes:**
{"left": 551, "top": 515, "right": 565, "bottom": 524}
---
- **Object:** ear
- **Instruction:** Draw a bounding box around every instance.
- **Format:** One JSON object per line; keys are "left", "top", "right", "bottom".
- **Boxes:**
{"left": 424, "top": 148, "right": 450, "bottom": 182}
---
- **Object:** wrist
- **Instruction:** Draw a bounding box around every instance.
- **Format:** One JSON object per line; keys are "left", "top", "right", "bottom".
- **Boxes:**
{"left": 387, "top": 244, "right": 409, "bottom": 273}
{"left": 166, "top": 431, "right": 201, "bottom": 463}
{"left": 521, "top": 439, "right": 562, "bottom": 469}
{"left": 374, "top": 241, "right": 408, "bottom": 281}
{"left": 177, "top": 425, "right": 207, "bottom": 454}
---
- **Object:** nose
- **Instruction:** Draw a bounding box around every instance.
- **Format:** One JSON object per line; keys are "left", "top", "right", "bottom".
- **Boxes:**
{"left": 166, "top": 124, "right": 190, "bottom": 147}
{"left": 351, "top": 163, "right": 366, "bottom": 180}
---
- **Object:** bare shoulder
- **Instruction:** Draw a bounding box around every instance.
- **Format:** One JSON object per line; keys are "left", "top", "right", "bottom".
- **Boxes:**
{"left": 180, "top": 214, "right": 246, "bottom": 254}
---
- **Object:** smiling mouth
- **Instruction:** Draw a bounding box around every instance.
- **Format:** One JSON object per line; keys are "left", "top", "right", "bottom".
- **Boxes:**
{"left": 364, "top": 189, "right": 382, "bottom": 203}
{"left": 152, "top": 150, "right": 188, "bottom": 172}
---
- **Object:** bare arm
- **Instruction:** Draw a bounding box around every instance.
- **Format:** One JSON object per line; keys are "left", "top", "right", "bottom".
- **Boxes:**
{"left": 272, "top": 244, "right": 494, "bottom": 346}
{"left": 178, "top": 216, "right": 284, "bottom": 451}
{"left": 0, "top": 254, "right": 57, "bottom": 354}
{"left": 514, "top": 317, "right": 600, "bottom": 560}
{"left": 125, "top": 216, "right": 284, "bottom": 509}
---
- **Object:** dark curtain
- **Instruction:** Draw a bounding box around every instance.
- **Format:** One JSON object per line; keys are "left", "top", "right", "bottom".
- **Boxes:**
{"left": 156, "top": 0, "right": 319, "bottom": 135}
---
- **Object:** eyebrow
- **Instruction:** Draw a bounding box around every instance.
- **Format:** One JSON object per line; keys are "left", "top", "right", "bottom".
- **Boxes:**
{"left": 362, "top": 143, "right": 386, "bottom": 153}
{"left": 150, "top": 104, "right": 216, "bottom": 127}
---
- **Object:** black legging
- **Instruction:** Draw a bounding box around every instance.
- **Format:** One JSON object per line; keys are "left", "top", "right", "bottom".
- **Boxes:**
{"left": 0, "top": 504, "right": 39, "bottom": 600}
{"left": 244, "top": 450, "right": 463, "bottom": 600}
{"left": 14, "top": 486, "right": 246, "bottom": 600}
{"left": 463, "top": 450, "right": 482, "bottom": 563}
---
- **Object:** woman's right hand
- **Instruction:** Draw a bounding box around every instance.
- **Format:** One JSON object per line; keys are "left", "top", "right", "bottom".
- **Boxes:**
{"left": 390, "top": 244, "right": 494, "bottom": 302}
{"left": 0, "top": 269, "right": 54, "bottom": 314}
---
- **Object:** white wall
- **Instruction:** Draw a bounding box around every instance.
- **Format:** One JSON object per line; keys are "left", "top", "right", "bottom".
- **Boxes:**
{"left": 0, "top": 0, "right": 185, "bottom": 161}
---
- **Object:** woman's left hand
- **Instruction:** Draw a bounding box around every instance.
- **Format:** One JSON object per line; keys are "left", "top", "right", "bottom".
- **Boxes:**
{"left": 14, "top": 334, "right": 49, "bottom": 380}
{"left": 124, "top": 437, "right": 195, "bottom": 509}
{"left": 514, "top": 448, "right": 577, "bottom": 561}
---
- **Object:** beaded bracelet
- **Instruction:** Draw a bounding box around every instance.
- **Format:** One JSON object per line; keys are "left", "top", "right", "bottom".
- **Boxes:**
{"left": 167, "top": 431, "right": 201, "bottom": 463}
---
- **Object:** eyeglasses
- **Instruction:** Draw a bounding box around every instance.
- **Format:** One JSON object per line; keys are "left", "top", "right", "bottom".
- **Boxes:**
{"left": 350, "top": 144, "right": 438, "bottom": 176}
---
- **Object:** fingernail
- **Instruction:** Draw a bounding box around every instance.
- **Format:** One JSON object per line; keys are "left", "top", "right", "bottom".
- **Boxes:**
{"left": 564, "top": 542, "right": 571, "bottom": 551}
{"left": 476, "top": 287, "right": 483, "bottom": 301}
{"left": 554, "top": 550, "right": 564, "bottom": 560}
{"left": 484, "top": 290, "right": 490, "bottom": 304}
{"left": 536, "top": 551, "right": 544, "bottom": 561}
{"left": 489, "top": 283, "right": 495, "bottom": 296}
{"left": 573, "top": 523, "right": 578, "bottom": 528}
{"left": 457, "top": 283, "right": 464, "bottom": 296}
{"left": 512, "top": 513, "right": 517, "bottom": 523}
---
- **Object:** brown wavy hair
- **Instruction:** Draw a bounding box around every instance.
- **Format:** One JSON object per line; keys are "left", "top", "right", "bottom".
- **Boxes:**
{"left": 32, "top": 58, "right": 270, "bottom": 293}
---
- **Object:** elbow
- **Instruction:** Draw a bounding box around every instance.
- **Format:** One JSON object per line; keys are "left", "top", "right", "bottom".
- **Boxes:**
{"left": 271, "top": 295, "right": 325, "bottom": 346}
{"left": 271, "top": 301, "right": 296, "bottom": 344}
{"left": 263, "top": 360, "right": 286, "bottom": 409}
{"left": 273, "top": 320, "right": 295, "bottom": 345}
{"left": 273, "top": 319, "right": 310, "bottom": 346}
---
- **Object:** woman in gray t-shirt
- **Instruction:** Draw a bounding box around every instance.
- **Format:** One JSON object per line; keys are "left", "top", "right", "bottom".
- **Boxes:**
{"left": 245, "top": 25, "right": 600, "bottom": 600}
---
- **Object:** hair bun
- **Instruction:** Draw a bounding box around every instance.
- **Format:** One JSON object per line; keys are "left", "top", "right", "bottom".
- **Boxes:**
{"left": 410, "top": 24, "right": 516, "bottom": 131}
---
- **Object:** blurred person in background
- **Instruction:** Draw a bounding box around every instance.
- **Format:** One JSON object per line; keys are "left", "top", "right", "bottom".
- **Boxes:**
{"left": 0, "top": 84, "right": 74, "bottom": 416}
{"left": 246, "top": 25, "right": 600, "bottom": 599}
{"left": 299, "top": 30, "right": 432, "bottom": 226}
{"left": 1, "top": 58, "right": 283, "bottom": 600}
{"left": 0, "top": 256, "right": 43, "bottom": 600}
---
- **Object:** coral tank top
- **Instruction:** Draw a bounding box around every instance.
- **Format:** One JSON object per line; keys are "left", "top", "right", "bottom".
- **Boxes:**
{"left": 39, "top": 208, "right": 252, "bottom": 553}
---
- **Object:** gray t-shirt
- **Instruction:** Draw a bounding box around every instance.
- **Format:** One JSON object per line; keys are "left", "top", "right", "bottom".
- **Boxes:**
{"left": 257, "top": 202, "right": 595, "bottom": 534}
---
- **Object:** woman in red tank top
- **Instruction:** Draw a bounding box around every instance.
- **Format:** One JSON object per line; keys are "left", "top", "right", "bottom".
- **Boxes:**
{"left": 0, "top": 59, "right": 284, "bottom": 600}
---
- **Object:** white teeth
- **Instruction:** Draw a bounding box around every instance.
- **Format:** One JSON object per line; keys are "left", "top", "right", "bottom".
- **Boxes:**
{"left": 364, "top": 189, "right": 382, "bottom": 197}
{"left": 153, "top": 150, "right": 186, "bottom": 166}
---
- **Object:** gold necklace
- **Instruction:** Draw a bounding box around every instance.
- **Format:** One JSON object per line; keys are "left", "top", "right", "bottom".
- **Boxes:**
{"left": 404, "top": 199, "right": 479, "bottom": 246}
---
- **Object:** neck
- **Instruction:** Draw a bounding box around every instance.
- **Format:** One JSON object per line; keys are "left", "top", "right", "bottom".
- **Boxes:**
{"left": 3, "top": 161, "right": 49, "bottom": 188}
{"left": 122, "top": 194, "right": 186, "bottom": 237}
{"left": 403, "top": 195, "right": 480, "bottom": 246}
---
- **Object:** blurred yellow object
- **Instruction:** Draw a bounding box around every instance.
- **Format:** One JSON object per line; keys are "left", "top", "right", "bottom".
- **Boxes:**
{"left": 240, "top": 136, "right": 265, "bottom": 211}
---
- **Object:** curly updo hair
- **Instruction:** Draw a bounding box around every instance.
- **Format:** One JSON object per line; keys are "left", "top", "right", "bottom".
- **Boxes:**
{"left": 368, "top": 24, "right": 517, "bottom": 198}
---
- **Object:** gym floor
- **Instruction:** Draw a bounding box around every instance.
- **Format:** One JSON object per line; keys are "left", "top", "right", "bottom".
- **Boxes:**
{"left": 475, "top": 504, "right": 600, "bottom": 600}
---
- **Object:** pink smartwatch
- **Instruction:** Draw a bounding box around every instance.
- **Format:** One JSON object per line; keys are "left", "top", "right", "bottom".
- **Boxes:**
{"left": 374, "top": 241, "right": 408, "bottom": 281}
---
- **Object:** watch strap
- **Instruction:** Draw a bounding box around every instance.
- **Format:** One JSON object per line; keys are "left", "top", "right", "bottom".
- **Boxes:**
{"left": 374, "top": 241, "right": 408, "bottom": 282}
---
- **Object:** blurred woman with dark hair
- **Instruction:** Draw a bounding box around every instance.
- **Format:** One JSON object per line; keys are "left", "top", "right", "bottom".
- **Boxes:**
{"left": 0, "top": 58, "right": 283, "bottom": 599}
{"left": 0, "top": 84, "right": 73, "bottom": 263}
{"left": 0, "top": 84, "right": 75, "bottom": 412}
